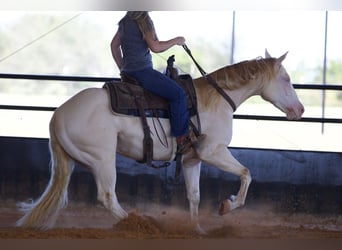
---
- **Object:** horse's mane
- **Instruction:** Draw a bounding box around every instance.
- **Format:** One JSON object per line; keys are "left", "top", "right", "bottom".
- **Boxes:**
{"left": 195, "top": 57, "right": 278, "bottom": 109}
{"left": 211, "top": 57, "right": 277, "bottom": 90}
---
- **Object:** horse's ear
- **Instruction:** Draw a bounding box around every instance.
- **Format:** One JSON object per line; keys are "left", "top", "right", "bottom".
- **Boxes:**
{"left": 277, "top": 51, "right": 288, "bottom": 64}
{"left": 265, "top": 49, "right": 272, "bottom": 58}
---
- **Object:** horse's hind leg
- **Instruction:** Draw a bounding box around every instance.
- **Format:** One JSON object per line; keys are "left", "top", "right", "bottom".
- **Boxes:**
{"left": 182, "top": 154, "right": 206, "bottom": 234}
{"left": 92, "top": 156, "right": 128, "bottom": 223}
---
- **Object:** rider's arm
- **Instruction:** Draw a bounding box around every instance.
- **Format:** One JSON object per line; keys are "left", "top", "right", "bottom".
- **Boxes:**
{"left": 110, "top": 31, "right": 123, "bottom": 70}
{"left": 144, "top": 30, "right": 185, "bottom": 53}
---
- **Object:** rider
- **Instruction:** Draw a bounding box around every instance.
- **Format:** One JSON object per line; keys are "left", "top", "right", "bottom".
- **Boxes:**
{"left": 111, "top": 11, "right": 192, "bottom": 154}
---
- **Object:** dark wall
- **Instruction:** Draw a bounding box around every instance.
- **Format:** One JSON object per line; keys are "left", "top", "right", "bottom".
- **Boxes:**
{"left": 0, "top": 136, "right": 341, "bottom": 213}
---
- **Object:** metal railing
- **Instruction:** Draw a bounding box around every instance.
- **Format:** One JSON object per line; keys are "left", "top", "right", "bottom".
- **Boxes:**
{"left": 1, "top": 73, "right": 342, "bottom": 124}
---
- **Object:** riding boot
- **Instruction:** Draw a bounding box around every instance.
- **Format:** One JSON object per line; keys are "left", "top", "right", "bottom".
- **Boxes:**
{"left": 176, "top": 135, "right": 192, "bottom": 154}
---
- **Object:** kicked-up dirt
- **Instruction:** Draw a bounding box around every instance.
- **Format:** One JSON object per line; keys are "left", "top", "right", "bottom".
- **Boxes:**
{"left": 0, "top": 200, "right": 341, "bottom": 239}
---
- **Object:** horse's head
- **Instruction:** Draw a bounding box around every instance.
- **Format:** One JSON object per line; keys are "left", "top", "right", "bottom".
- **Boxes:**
{"left": 261, "top": 50, "right": 304, "bottom": 120}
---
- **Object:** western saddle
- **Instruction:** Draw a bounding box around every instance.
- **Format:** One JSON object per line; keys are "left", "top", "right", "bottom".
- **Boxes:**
{"left": 103, "top": 56, "right": 200, "bottom": 177}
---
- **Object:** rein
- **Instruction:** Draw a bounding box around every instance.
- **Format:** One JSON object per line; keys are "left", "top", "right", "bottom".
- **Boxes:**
{"left": 182, "top": 45, "right": 237, "bottom": 112}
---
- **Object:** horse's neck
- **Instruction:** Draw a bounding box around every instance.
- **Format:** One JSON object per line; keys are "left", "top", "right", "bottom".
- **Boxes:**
{"left": 229, "top": 80, "right": 263, "bottom": 107}
{"left": 194, "top": 76, "right": 262, "bottom": 113}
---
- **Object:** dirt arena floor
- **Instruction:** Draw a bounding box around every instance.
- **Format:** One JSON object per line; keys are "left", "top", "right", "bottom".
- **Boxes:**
{"left": 0, "top": 200, "right": 341, "bottom": 239}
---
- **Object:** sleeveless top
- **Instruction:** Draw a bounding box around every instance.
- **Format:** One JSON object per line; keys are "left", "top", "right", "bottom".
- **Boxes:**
{"left": 119, "top": 17, "right": 153, "bottom": 72}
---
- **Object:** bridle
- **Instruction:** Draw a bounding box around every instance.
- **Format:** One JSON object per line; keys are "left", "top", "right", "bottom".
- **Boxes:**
{"left": 182, "top": 45, "right": 237, "bottom": 112}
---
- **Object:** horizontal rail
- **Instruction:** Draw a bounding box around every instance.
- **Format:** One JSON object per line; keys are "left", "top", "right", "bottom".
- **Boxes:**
{"left": 0, "top": 73, "right": 341, "bottom": 124}
{"left": 1, "top": 73, "right": 342, "bottom": 90}
{"left": 0, "top": 73, "right": 117, "bottom": 82}
{"left": 234, "top": 115, "right": 342, "bottom": 124}
{"left": 0, "top": 105, "right": 56, "bottom": 112}
{"left": 293, "top": 84, "right": 342, "bottom": 90}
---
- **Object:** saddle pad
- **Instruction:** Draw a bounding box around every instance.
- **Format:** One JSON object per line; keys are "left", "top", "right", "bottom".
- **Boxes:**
{"left": 103, "top": 74, "right": 197, "bottom": 119}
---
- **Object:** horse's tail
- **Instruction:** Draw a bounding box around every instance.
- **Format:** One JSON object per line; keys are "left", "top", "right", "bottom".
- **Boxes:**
{"left": 16, "top": 114, "right": 74, "bottom": 229}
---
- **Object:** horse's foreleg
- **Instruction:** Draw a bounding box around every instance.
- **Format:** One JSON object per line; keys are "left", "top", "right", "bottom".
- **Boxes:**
{"left": 182, "top": 155, "right": 206, "bottom": 234}
{"left": 218, "top": 166, "right": 252, "bottom": 215}
{"left": 198, "top": 144, "right": 252, "bottom": 215}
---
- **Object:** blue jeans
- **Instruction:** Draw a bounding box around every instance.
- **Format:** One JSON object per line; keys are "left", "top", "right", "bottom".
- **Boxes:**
{"left": 124, "top": 67, "right": 189, "bottom": 137}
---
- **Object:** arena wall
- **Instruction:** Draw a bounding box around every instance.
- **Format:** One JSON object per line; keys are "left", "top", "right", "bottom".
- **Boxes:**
{"left": 0, "top": 136, "right": 341, "bottom": 213}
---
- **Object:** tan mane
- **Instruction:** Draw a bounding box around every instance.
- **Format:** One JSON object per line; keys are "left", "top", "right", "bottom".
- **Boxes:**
{"left": 195, "top": 57, "right": 278, "bottom": 109}
{"left": 212, "top": 57, "right": 277, "bottom": 89}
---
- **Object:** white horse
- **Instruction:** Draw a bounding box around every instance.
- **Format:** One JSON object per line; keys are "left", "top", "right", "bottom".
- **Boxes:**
{"left": 16, "top": 50, "right": 304, "bottom": 233}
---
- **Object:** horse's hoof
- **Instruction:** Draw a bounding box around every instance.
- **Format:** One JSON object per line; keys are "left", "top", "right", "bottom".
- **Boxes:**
{"left": 218, "top": 199, "right": 232, "bottom": 215}
{"left": 230, "top": 195, "right": 236, "bottom": 202}
{"left": 194, "top": 224, "right": 207, "bottom": 235}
